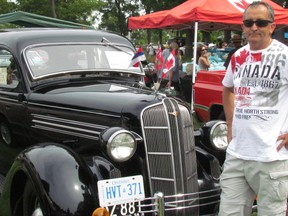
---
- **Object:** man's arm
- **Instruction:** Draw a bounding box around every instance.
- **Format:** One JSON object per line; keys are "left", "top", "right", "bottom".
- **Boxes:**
{"left": 222, "top": 86, "right": 234, "bottom": 143}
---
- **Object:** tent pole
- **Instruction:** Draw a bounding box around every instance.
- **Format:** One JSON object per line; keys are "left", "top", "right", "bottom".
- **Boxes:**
{"left": 128, "top": 31, "right": 131, "bottom": 40}
{"left": 191, "top": 21, "right": 198, "bottom": 110}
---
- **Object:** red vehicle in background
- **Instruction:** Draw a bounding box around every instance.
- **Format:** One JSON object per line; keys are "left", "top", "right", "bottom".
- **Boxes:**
{"left": 194, "top": 69, "right": 226, "bottom": 122}
{"left": 193, "top": 48, "right": 231, "bottom": 122}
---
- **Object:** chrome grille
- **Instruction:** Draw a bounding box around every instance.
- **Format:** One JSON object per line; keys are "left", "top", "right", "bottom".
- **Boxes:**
{"left": 141, "top": 98, "right": 198, "bottom": 215}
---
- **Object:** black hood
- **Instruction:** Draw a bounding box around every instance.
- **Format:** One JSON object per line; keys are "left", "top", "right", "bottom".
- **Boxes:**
{"left": 28, "top": 83, "right": 166, "bottom": 117}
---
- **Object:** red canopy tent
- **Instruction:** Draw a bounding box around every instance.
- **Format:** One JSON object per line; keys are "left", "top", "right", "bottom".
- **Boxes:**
{"left": 128, "top": 0, "right": 288, "bottom": 31}
{"left": 128, "top": 0, "right": 288, "bottom": 105}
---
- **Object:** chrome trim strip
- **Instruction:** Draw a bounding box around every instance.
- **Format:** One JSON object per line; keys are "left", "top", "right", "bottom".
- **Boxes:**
{"left": 150, "top": 177, "right": 174, "bottom": 182}
{"left": 32, "top": 119, "right": 100, "bottom": 135}
{"left": 0, "top": 96, "right": 18, "bottom": 102}
{"left": 31, "top": 113, "right": 109, "bottom": 140}
{"left": 29, "top": 102, "right": 121, "bottom": 118}
{"left": 31, "top": 125, "right": 99, "bottom": 140}
{"left": 163, "top": 98, "right": 180, "bottom": 194}
{"left": 171, "top": 100, "right": 185, "bottom": 192}
{"left": 143, "top": 126, "right": 169, "bottom": 129}
{"left": 147, "top": 152, "right": 172, "bottom": 156}
{"left": 32, "top": 114, "right": 107, "bottom": 129}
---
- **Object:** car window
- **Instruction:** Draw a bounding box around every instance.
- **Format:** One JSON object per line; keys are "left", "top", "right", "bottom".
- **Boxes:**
{"left": 24, "top": 44, "right": 142, "bottom": 80}
{"left": 0, "top": 49, "right": 21, "bottom": 92}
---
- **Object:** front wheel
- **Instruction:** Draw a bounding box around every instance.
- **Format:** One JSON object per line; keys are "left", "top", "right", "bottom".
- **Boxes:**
{"left": 23, "top": 180, "right": 44, "bottom": 216}
{"left": 0, "top": 121, "right": 13, "bottom": 146}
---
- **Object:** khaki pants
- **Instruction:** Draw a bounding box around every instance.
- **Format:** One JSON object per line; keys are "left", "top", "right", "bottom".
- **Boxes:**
{"left": 219, "top": 153, "right": 288, "bottom": 216}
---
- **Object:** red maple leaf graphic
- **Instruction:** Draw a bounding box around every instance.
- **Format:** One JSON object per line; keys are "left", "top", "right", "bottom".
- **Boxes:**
{"left": 165, "top": 57, "right": 174, "bottom": 69}
{"left": 164, "top": 49, "right": 176, "bottom": 71}
{"left": 154, "top": 48, "right": 164, "bottom": 70}
{"left": 232, "top": 49, "right": 250, "bottom": 71}
{"left": 235, "top": 0, "right": 250, "bottom": 10}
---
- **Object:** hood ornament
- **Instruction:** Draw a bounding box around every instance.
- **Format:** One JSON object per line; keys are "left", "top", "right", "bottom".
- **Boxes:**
{"left": 168, "top": 111, "right": 180, "bottom": 117}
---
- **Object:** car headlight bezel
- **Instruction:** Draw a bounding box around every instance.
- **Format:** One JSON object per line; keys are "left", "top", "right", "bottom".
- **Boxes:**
{"left": 101, "top": 128, "right": 137, "bottom": 162}
{"left": 209, "top": 121, "right": 228, "bottom": 151}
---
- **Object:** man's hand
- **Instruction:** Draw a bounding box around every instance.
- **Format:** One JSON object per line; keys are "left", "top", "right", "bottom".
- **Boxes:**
{"left": 276, "top": 132, "right": 288, "bottom": 151}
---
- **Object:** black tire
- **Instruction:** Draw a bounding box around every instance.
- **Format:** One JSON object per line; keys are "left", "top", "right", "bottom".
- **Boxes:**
{"left": 0, "top": 121, "right": 14, "bottom": 146}
{"left": 23, "top": 180, "right": 44, "bottom": 216}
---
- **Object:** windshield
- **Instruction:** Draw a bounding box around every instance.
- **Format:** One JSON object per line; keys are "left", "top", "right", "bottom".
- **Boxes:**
{"left": 24, "top": 43, "right": 143, "bottom": 80}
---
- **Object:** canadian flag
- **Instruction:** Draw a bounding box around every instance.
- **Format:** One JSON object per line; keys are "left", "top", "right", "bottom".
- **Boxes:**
{"left": 162, "top": 49, "right": 176, "bottom": 79}
{"left": 154, "top": 47, "right": 164, "bottom": 71}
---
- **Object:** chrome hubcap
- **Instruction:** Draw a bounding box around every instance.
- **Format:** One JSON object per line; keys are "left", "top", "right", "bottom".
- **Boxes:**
{"left": 32, "top": 208, "right": 43, "bottom": 216}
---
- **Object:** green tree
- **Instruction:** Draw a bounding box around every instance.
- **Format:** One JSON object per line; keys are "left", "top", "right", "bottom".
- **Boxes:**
{"left": 50, "top": 0, "right": 56, "bottom": 18}
{"left": 99, "top": 0, "right": 139, "bottom": 36}
{"left": 0, "top": 0, "right": 18, "bottom": 28}
{"left": 16, "top": 0, "right": 103, "bottom": 25}
{"left": 0, "top": 0, "right": 17, "bottom": 14}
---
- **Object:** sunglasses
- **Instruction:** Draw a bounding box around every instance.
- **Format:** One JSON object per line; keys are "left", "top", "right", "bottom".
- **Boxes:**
{"left": 243, "top": 19, "right": 273, "bottom": 28}
{"left": 201, "top": 48, "right": 207, "bottom": 51}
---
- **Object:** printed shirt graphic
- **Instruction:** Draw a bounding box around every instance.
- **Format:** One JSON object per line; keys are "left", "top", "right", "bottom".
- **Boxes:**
{"left": 223, "top": 40, "right": 288, "bottom": 162}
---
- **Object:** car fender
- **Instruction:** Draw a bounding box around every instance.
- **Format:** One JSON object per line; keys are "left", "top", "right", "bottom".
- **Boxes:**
{"left": 1, "top": 143, "right": 102, "bottom": 215}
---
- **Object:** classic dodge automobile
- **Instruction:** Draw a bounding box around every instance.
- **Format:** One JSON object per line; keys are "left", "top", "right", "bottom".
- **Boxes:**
{"left": 0, "top": 28, "right": 227, "bottom": 216}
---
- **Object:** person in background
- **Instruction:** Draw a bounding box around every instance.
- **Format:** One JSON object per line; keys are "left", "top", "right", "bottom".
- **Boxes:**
{"left": 178, "top": 49, "right": 184, "bottom": 77}
{"left": 221, "top": 41, "right": 228, "bottom": 49}
{"left": 197, "top": 45, "right": 210, "bottom": 70}
{"left": 180, "top": 63, "right": 193, "bottom": 103}
{"left": 219, "top": 2, "right": 288, "bottom": 215}
{"left": 166, "top": 41, "right": 181, "bottom": 96}
{"left": 7, "top": 57, "right": 16, "bottom": 84}
{"left": 162, "top": 41, "right": 171, "bottom": 59}
{"left": 224, "top": 34, "right": 242, "bottom": 69}
{"left": 147, "top": 43, "right": 154, "bottom": 62}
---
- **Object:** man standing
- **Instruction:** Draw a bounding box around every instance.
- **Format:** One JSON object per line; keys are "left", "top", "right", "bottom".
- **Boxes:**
{"left": 219, "top": 2, "right": 288, "bottom": 216}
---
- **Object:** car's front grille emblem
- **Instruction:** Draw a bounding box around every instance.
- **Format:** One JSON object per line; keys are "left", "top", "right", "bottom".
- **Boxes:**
{"left": 168, "top": 111, "right": 180, "bottom": 117}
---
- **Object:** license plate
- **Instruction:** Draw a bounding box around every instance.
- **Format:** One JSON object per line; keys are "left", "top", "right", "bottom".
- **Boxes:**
{"left": 98, "top": 175, "right": 145, "bottom": 207}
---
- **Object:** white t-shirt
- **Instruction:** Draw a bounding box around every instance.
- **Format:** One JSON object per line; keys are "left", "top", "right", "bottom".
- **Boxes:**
{"left": 222, "top": 39, "right": 288, "bottom": 162}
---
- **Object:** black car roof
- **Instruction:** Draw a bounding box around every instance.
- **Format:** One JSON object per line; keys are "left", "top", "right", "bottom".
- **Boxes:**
{"left": 0, "top": 28, "right": 133, "bottom": 51}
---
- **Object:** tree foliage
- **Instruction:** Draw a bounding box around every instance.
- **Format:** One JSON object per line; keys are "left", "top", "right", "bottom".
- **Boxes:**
{"left": 0, "top": 0, "right": 17, "bottom": 14}
{"left": 13, "top": 0, "right": 104, "bottom": 25}
{"left": 99, "top": 0, "right": 139, "bottom": 36}
{"left": 0, "top": 0, "right": 287, "bottom": 39}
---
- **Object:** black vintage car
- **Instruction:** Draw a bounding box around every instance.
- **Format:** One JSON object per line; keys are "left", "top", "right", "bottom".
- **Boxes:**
{"left": 0, "top": 28, "right": 227, "bottom": 216}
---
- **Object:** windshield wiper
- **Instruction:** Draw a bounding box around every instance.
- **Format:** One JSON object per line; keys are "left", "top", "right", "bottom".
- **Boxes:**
{"left": 101, "top": 37, "right": 132, "bottom": 55}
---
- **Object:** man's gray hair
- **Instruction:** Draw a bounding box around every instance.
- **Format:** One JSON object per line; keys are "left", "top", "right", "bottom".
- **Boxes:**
{"left": 243, "top": 1, "right": 274, "bottom": 21}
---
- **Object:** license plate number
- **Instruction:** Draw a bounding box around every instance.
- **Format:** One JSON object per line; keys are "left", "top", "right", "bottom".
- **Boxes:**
{"left": 106, "top": 202, "right": 144, "bottom": 216}
{"left": 98, "top": 175, "right": 145, "bottom": 207}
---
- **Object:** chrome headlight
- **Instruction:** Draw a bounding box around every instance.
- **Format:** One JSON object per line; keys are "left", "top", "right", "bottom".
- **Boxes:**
{"left": 209, "top": 121, "right": 228, "bottom": 150}
{"left": 100, "top": 128, "right": 137, "bottom": 162}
